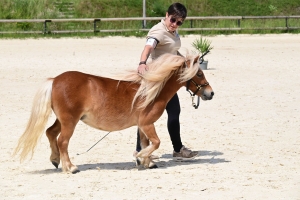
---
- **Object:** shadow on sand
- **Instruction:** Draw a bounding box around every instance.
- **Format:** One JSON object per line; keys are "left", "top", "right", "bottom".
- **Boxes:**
{"left": 29, "top": 150, "right": 230, "bottom": 174}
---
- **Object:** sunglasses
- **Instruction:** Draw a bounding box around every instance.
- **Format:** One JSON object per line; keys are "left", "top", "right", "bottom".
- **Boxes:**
{"left": 170, "top": 17, "right": 183, "bottom": 26}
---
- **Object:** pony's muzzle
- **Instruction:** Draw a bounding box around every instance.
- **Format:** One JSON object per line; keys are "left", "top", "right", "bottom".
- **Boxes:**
{"left": 202, "top": 90, "right": 214, "bottom": 100}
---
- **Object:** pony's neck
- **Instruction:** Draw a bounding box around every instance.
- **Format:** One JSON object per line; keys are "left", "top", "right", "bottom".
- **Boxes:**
{"left": 156, "top": 73, "right": 183, "bottom": 103}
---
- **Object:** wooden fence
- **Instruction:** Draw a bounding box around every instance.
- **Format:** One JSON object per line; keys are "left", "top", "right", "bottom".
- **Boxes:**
{"left": 0, "top": 16, "right": 300, "bottom": 34}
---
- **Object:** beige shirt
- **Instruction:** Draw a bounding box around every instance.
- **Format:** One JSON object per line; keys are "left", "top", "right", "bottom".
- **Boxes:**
{"left": 147, "top": 19, "right": 181, "bottom": 60}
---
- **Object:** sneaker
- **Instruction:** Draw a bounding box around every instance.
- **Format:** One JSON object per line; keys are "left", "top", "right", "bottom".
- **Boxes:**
{"left": 173, "top": 146, "right": 198, "bottom": 161}
{"left": 132, "top": 150, "right": 160, "bottom": 161}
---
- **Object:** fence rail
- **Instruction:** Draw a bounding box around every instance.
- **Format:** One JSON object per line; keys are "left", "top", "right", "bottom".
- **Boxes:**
{"left": 0, "top": 16, "right": 300, "bottom": 34}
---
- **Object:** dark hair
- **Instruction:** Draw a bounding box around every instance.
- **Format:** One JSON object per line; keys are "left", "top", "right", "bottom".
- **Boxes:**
{"left": 167, "top": 3, "right": 187, "bottom": 19}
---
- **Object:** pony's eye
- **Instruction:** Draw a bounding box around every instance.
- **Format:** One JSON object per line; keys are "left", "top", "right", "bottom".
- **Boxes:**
{"left": 196, "top": 73, "right": 203, "bottom": 77}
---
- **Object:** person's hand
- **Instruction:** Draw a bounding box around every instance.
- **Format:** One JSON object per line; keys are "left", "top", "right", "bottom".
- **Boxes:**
{"left": 137, "top": 64, "right": 148, "bottom": 75}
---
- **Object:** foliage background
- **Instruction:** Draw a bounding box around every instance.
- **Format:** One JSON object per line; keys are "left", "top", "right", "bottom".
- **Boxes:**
{"left": 0, "top": 0, "right": 300, "bottom": 37}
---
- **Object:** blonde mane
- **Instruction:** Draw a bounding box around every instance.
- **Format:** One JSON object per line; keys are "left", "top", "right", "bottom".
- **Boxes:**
{"left": 117, "top": 53, "right": 199, "bottom": 109}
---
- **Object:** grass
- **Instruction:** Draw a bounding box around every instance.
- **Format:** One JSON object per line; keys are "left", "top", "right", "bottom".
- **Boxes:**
{"left": 0, "top": 0, "right": 300, "bottom": 38}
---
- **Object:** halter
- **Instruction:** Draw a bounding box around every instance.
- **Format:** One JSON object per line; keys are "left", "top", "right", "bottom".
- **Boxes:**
{"left": 186, "top": 79, "right": 209, "bottom": 109}
{"left": 185, "top": 50, "right": 210, "bottom": 109}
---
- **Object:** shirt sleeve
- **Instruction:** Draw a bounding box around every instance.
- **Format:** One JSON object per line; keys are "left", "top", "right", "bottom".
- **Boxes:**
{"left": 145, "top": 38, "right": 158, "bottom": 48}
{"left": 147, "top": 23, "right": 164, "bottom": 44}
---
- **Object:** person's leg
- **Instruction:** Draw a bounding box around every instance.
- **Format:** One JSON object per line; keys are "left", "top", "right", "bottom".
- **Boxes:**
{"left": 166, "top": 93, "right": 183, "bottom": 152}
{"left": 136, "top": 128, "right": 142, "bottom": 152}
{"left": 166, "top": 93, "right": 198, "bottom": 160}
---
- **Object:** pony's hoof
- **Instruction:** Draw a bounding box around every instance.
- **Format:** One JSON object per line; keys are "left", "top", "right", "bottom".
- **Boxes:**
{"left": 63, "top": 165, "right": 80, "bottom": 174}
{"left": 148, "top": 160, "right": 158, "bottom": 169}
{"left": 52, "top": 161, "right": 59, "bottom": 169}
{"left": 71, "top": 169, "right": 80, "bottom": 174}
{"left": 135, "top": 157, "right": 142, "bottom": 166}
{"left": 149, "top": 163, "right": 158, "bottom": 169}
{"left": 70, "top": 166, "right": 80, "bottom": 174}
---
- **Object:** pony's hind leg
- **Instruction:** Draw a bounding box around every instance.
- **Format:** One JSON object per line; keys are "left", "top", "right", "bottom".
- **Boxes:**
{"left": 46, "top": 119, "right": 61, "bottom": 169}
{"left": 58, "top": 120, "right": 79, "bottom": 174}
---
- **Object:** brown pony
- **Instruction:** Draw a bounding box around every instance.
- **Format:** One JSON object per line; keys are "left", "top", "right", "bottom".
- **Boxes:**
{"left": 14, "top": 53, "right": 214, "bottom": 173}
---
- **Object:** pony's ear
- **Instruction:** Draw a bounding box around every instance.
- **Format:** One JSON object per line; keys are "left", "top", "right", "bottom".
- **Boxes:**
{"left": 194, "top": 56, "right": 200, "bottom": 64}
{"left": 184, "top": 56, "right": 200, "bottom": 68}
{"left": 185, "top": 59, "right": 191, "bottom": 68}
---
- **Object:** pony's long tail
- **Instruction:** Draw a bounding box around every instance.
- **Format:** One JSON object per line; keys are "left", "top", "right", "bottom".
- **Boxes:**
{"left": 13, "top": 78, "right": 53, "bottom": 162}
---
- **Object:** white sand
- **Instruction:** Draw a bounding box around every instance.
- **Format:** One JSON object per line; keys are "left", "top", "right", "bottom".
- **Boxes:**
{"left": 0, "top": 34, "right": 299, "bottom": 199}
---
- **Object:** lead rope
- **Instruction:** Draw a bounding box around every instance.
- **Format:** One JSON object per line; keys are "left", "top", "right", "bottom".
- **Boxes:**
{"left": 186, "top": 80, "right": 200, "bottom": 109}
{"left": 192, "top": 94, "right": 200, "bottom": 109}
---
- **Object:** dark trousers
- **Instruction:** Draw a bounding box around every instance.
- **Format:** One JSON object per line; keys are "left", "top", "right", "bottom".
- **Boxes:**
{"left": 136, "top": 93, "right": 183, "bottom": 153}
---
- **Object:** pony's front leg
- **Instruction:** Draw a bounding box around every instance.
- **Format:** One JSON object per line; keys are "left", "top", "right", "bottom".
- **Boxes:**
{"left": 58, "top": 123, "right": 79, "bottom": 174}
{"left": 136, "top": 124, "right": 160, "bottom": 168}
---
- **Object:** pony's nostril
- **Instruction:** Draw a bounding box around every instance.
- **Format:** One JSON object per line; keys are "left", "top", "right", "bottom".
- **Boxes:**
{"left": 211, "top": 91, "right": 214, "bottom": 96}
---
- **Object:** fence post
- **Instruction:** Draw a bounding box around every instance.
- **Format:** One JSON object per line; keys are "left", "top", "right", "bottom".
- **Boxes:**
{"left": 142, "top": 0, "right": 146, "bottom": 28}
{"left": 190, "top": 19, "right": 193, "bottom": 28}
{"left": 94, "top": 19, "right": 101, "bottom": 32}
{"left": 285, "top": 17, "right": 289, "bottom": 30}
{"left": 44, "top": 20, "right": 52, "bottom": 34}
{"left": 237, "top": 19, "right": 241, "bottom": 28}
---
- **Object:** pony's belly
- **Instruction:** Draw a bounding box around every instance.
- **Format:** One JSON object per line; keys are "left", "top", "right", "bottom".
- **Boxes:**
{"left": 81, "top": 115, "right": 136, "bottom": 131}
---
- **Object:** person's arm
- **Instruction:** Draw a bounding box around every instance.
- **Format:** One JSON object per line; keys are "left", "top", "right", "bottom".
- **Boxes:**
{"left": 137, "top": 38, "right": 158, "bottom": 74}
{"left": 137, "top": 45, "right": 152, "bottom": 74}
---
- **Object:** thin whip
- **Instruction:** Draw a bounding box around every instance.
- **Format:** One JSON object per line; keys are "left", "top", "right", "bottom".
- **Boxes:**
{"left": 76, "top": 131, "right": 111, "bottom": 155}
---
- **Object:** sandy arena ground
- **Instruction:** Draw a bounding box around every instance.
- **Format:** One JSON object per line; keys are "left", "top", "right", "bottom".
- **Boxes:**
{"left": 0, "top": 34, "right": 299, "bottom": 199}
